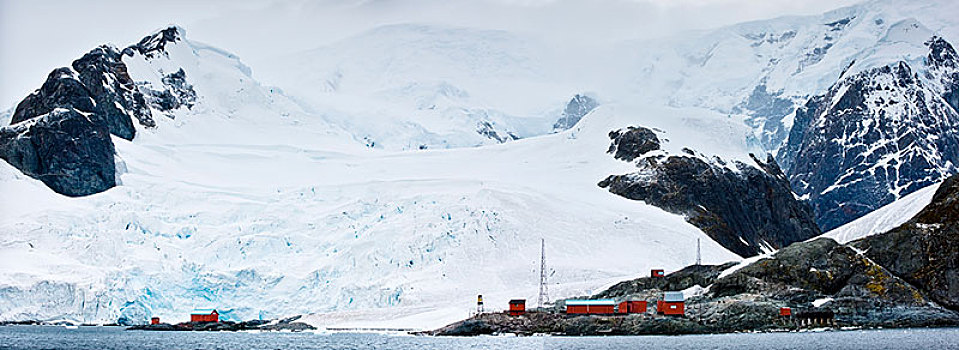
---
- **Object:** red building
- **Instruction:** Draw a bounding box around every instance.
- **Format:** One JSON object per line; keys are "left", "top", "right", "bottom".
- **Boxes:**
{"left": 617, "top": 300, "right": 647, "bottom": 314}
{"left": 651, "top": 269, "right": 665, "bottom": 278}
{"left": 508, "top": 299, "right": 526, "bottom": 316}
{"left": 190, "top": 309, "right": 219, "bottom": 323}
{"left": 566, "top": 300, "right": 616, "bottom": 315}
{"left": 780, "top": 307, "right": 792, "bottom": 316}
{"left": 150, "top": 317, "right": 160, "bottom": 325}
{"left": 657, "top": 292, "right": 685, "bottom": 316}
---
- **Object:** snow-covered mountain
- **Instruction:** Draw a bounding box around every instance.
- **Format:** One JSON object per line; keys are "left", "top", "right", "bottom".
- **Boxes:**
{"left": 252, "top": 0, "right": 959, "bottom": 232}
{"left": 0, "top": 26, "right": 755, "bottom": 327}
{"left": 780, "top": 36, "right": 959, "bottom": 231}
{"left": 2, "top": 0, "right": 959, "bottom": 330}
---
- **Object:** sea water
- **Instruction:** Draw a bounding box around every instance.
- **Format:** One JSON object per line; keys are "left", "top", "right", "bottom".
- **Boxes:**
{"left": 1, "top": 325, "right": 958, "bottom": 349}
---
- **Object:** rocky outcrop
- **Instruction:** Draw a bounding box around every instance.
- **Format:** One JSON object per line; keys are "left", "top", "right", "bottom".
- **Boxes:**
{"left": 712, "top": 238, "right": 926, "bottom": 306}
{"left": 595, "top": 263, "right": 736, "bottom": 300}
{"left": 852, "top": 173, "right": 959, "bottom": 311}
{"left": 10, "top": 68, "right": 96, "bottom": 124}
{"left": 123, "top": 26, "right": 181, "bottom": 59}
{"left": 123, "top": 27, "right": 197, "bottom": 116}
{"left": 780, "top": 37, "right": 959, "bottom": 232}
{"left": 12, "top": 46, "right": 154, "bottom": 141}
{"left": 606, "top": 126, "right": 660, "bottom": 162}
{"left": 2, "top": 26, "right": 199, "bottom": 196}
{"left": 599, "top": 129, "right": 821, "bottom": 257}
{"left": 476, "top": 120, "right": 518, "bottom": 143}
{"left": 128, "top": 315, "right": 315, "bottom": 332}
{"left": 553, "top": 94, "right": 598, "bottom": 131}
{"left": 138, "top": 68, "right": 197, "bottom": 115}
{"left": 431, "top": 311, "right": 712, "bottom": 336}
{"left": 0, "top": 109, "right": 116, "bottom": 196}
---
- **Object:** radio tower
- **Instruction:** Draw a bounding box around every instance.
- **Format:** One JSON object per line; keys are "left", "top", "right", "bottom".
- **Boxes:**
{"left": 696, "top": 238, "right": 702, "bottom": 265}
{"left": 537, "top": 238, "right": 550, "bottom": 308}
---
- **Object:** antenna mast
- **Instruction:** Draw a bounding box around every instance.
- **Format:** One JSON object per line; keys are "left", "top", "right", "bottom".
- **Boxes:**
{"left": 537, "top": 238, "right": 550, "bottom": 308}
{"left": 696, "top": 238, "right": 702, "bottom": 265}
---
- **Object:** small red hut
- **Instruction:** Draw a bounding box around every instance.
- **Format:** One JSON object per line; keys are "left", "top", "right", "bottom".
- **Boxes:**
{"left": 657, "top": 292, "right": 685, "bottom": 316}
{"left": 190, "top": 309, "right": 219, "bottom": 323}
{"left": 508, "top": 299, "right": 526, "bottom": 316}
{"left": 617, "top": 300, "right": 647, "bottom": 314}
{"left": 780, "top": 307, "right": 792, "bottom": 316}
{"left": 651, "top": 269, "right": 665, "bottom": 278}
{"left": 150, "top": 317, "right": 160, "bottom": 325}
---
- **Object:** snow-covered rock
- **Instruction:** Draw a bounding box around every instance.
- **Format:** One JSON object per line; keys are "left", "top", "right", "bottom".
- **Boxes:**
{"left": 780, "top": 38, "right": 959, "bottom": 231}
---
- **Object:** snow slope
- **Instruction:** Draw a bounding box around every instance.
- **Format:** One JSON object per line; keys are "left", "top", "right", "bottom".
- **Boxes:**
{"left": 0, "top": 27, "right": 750, "bottom": 328}
{"left": 822, "top": 181, "right": 940, "bottom": 243}
{"left": 255, "top": 0, "right": 959, "bottom": 154}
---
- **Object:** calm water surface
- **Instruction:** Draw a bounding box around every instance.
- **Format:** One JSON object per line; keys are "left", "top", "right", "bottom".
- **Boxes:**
{"left": 1, "top": 326, "right": 958, "bottom": 349}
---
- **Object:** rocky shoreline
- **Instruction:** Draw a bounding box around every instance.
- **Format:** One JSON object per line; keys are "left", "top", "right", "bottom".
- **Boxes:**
{"left": 127, "top": 315, "right": 315, "bottom": 332}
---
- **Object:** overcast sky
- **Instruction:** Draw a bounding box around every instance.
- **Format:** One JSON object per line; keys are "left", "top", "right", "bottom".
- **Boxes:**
{"left": 0, "top": 0, "right": 861, "bottom": 109}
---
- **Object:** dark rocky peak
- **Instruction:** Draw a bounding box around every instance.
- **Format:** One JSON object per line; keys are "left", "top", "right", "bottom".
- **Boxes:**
{"left": 11, "top": 68, "right": 95, "bottom": 125}
{"left": 599, "top": 126, "right": 821, "bottom": 257}
{"left": 780, "top": 59, "right": 959, "bottom": 232}
{"left": 606, "top": 126, "right": 660, "bottom": 162}
{"left": 12, "top": 43, "right": 156, "bottom": 141}
{"left": 924, "top": 36, "right": 959, "bottom": 113}
{"left": 926, "top": 36, "right": 958, "bottom": 70}
{"left": 0, "top": 108, "right": 116, "bottom": 196}
{"left": 70, "top": 45, "right": 155, "bottom": 140}
{"left": 553, "top": 94, "right": 599, "bottom": 131}
{"left": 123, "top": 26, "right": 183, "bottom": 59}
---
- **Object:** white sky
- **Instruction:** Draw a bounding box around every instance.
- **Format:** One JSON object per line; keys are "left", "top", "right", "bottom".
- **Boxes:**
{"left": 0, "top": 0, "right": 860, "bottom": 109}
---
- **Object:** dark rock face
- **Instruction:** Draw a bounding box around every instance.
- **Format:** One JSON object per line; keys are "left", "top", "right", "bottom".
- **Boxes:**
{"left": 927, "top": 36, "right": 959, "bottom": 113}
{"left": 599, "top": 132, "right": 821, "bottom": 257}
{"left": 606, "top": 126, "right": 660, "bottom": 162}
{"left": 2, "top": 26, "right": 197, "bottom": 196}
{"left": 0, "top": 109, "right": 116, "bottom": 196}
{"left": 780, "top": 38, "right": 959, "bottom": 232}
{"left": 11, "top": 68, "right": 96, "bottom": 123}
{"left": 12, "top": 45, "right": 155, "bottom": 141}
{"left": 553, "top": 94, "right": 598, "bottom": 131}
{"left": 853, "top": 174, "right": 959, "bottom": 311}
{"left": 72, "top": 45, "right": 155, "bottom": 140}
